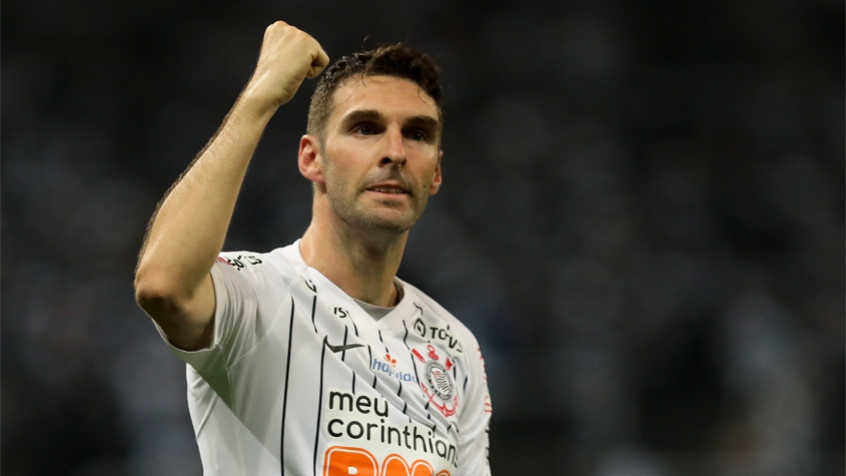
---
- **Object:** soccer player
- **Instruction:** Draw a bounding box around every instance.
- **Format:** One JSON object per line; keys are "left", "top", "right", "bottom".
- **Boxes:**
{"left": 134, "top": 21, "right": 491, "bottom": 475}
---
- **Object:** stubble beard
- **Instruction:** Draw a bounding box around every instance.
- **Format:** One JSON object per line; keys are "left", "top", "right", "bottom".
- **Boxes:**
{"left": 322, "top": 156, "right": 430, "bottom": 237}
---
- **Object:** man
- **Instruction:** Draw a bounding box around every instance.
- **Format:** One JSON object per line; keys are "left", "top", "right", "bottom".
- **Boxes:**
{"left": 135, "top": 21, "right": 491, "bottom": 475}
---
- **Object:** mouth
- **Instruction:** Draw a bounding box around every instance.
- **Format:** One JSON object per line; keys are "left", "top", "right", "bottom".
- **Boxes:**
{"left": 365, "top": 183, "right": 410, "bottom": 196}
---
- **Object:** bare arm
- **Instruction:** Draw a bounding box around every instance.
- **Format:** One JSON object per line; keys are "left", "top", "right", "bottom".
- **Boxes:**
{"left": 134, "top": 22, "right": 329, "bottom": 351}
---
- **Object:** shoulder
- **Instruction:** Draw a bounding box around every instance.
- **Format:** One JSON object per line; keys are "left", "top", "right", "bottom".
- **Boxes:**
{"left": 401, "top": 281, "right": 491, "bottom": 398}
{"left": 400, "top": 280, "right": 482, "bottom": 355}
{"left": 216, "top": 251, "right": 270, "bottom": 272}
{"left": 214, "top": 243, "right": 306, "bottom": 292}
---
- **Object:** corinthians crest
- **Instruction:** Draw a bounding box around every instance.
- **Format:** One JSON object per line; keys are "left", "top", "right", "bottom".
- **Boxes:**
{"left": 412, "top": 344, "right": 459, "bottom": 417}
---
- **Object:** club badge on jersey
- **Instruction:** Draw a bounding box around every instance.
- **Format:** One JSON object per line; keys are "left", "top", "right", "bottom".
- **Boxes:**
{"left": 412, "top": 344, "right": 458, "bottom": 418}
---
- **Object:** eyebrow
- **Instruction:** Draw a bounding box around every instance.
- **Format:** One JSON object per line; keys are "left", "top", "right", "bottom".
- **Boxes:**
{"left": 404, "top": 115, "right": 440, "bottom": 133}
{"left": 340, "top": 109, "right": 441, "bottom": 134}
{"left": 340, "top": 109, "right": 383, "bottom": 127}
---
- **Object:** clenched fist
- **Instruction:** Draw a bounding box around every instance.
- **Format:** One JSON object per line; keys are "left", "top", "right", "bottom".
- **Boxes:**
{"left": 244, "top": 21, "right": 329, "bottom": 109}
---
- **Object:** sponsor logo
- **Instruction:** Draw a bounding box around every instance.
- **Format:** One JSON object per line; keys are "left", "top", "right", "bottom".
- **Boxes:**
{"left": 372, "top": 355, "right": 418, "bottom": 383}
{"left": 323, "top": 446, "right": 451, "bottom": 476}
{"left": 412, "top": 345, "right": 458, "bottom": 418}
{"left": 323, "top": 336, "right": 365, "bottom": 354}
{"left": 324, "top": 389, "right": 457, "bottom": 472}
{"left": 216, "top": 254, "right": 262, "bottom": 271}
{"left": 413, "top": 317, "right": 427, "bottom": 336}
{"left": 411, "top": 318, "right": 463, "bottom": 354}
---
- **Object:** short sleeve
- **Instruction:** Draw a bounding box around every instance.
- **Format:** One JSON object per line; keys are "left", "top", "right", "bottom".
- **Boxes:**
{"left": 154, "top": 252, "right": 291, "bottom": 375}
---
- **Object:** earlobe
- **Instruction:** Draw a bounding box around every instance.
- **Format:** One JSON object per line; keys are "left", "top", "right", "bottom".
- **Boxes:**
{"left": 298, "top": 135, "right": 324, "bottom": 183}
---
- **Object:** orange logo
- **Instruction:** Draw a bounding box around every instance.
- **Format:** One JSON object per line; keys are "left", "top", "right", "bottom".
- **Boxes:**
{"left": 323, "top": 446, "right": 451, "bottom": 476}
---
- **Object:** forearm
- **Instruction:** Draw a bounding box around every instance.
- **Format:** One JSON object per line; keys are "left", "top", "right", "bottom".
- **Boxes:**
{"left": 136, "top": 93, "right": 276, "bottom": 300}
{"left": 134, "top": 22, "right": 328, "bottom": 348}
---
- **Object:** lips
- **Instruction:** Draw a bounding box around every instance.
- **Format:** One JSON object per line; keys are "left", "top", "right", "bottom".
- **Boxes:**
{"left": 365, "top": 183, "right": 409, "bottom": 195}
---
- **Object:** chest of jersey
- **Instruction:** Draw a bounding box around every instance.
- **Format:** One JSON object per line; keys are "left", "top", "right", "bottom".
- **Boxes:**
{"left": 229, "top": 274, "right": 468, "bottom": 474}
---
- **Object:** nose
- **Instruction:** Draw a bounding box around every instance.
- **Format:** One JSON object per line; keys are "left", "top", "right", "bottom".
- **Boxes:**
{"left": 380, "top": 127, "right": 407, "bottom": 167}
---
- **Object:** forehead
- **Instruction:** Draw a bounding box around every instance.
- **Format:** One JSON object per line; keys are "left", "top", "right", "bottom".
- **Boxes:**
{"left": 328, "top": 75, "right": 439, "bottom": 126}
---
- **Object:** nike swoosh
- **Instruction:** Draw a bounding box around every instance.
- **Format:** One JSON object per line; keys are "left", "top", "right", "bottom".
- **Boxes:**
{"left": 323, "top": 336, "right": 365, "bottom": 353}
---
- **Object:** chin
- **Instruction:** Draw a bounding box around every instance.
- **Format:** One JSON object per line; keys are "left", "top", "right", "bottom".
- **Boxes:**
{"left": 361, "top": 214, "right": 417, "bottom": 234}
{"left": 327, "top": 193, "right": 426, "bottom": 234}
{"left": 356, "top": 205, "right": 427, "bottom": 233}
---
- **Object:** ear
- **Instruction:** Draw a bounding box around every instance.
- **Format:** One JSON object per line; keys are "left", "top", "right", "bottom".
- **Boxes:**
{"left": 298, "top": 134, "right": 325, "bottom": 184}
{"left": 428, "top": 149, "right": 443, "bottom": 196}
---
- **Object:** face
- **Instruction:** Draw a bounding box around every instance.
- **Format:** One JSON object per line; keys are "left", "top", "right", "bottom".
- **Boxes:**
{"left": 303, "top": 75, "right": 443, "bottom": 234}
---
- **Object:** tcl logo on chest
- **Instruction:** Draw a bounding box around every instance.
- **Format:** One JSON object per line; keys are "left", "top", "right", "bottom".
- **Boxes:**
{"left": 411, "top": 318, "right": 463, "bottom": 354}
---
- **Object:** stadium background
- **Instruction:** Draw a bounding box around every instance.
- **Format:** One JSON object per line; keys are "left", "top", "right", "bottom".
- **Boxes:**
{"left": 2, "top": 0, "right": 843, "bottom": 474}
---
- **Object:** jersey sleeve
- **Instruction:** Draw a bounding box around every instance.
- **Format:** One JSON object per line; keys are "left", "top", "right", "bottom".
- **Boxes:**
{"left": 154, "top": 251, "right": 291, "bottom": 376}
{"left": 457, "top": 339, "right": 492, "bottom": 475}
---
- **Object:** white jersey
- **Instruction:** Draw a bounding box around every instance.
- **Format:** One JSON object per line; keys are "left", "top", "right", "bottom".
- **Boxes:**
{"left": 155, "top": 241, "right": 492, "bottom": 476}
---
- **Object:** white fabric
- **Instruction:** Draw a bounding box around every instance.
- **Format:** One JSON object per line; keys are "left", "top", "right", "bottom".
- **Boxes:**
{"left": 155, "top": 241, "right": 492, "bottom": 476}
{"left": 352, "top": 293, "right": 397, "bottom": 320}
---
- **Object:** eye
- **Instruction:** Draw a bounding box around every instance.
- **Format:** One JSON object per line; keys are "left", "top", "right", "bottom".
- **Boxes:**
{"left": 407, "top": 129, "right": 429, "bottom": 142}
{"left": 354, "top": 123, "right": 379, "bottom": 135}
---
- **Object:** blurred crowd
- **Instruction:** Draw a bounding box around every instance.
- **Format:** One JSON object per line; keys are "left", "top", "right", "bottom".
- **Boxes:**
{"left": 3, "top": 0, "right": 843, "bottom": 474}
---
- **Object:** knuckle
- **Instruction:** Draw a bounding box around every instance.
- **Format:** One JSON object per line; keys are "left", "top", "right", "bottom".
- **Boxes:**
{"left": 266, "top": 20, "right": 288, "bottom": 32}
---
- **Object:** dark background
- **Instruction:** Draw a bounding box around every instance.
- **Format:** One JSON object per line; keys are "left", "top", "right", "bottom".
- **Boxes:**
{"left": 2, "top": 0, "right": 844, "bottom": 474}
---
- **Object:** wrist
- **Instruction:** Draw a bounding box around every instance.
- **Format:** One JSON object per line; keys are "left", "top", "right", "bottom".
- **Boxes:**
{"left": 233, "top": 88, "right": 281, "bottom": 124}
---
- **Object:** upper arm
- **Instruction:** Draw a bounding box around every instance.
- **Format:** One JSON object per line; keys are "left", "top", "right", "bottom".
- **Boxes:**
{"left": 141, "top": 250, "right": 294, "bottom": 376}
{"left": 135, "top": 271, "right": 217, "bottom": 351}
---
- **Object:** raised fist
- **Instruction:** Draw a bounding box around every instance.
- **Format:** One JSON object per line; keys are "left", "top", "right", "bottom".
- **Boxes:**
{"left": 245, "top": 21, "right": 330, "bottom": 108}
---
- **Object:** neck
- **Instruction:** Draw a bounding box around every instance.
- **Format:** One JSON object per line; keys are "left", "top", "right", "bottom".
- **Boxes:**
{"left": 299, "top": 206, "right": 408, "bottom": 308}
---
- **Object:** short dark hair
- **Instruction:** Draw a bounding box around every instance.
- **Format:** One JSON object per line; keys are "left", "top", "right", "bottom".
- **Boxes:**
{"left": 307, "top": 44, "right": 443, "bottom": 139}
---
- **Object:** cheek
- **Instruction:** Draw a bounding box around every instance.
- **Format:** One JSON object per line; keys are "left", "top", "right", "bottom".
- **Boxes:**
{"left": 323, "top": 160, "right": 360, "bottom": 195}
